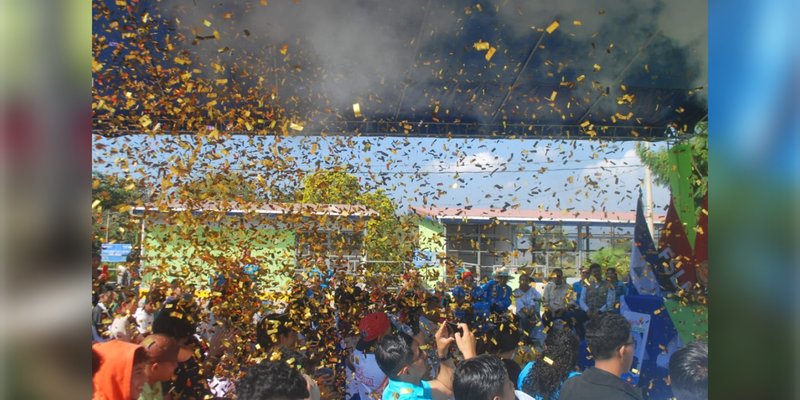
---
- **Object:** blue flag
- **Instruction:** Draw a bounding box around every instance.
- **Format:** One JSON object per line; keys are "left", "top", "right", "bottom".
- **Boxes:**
{"left": 628, "top": 193, "right": 662, "bottom": 296}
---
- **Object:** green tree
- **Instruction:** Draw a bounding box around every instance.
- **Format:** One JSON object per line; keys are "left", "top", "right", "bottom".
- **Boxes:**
{"left": 92, "top": 172, "right": 144, "bottom": 245}
{"left": 299, "top": 169, "right": 361, "bottom": 204}
{"left": 298, "top": 170, "right": 416, "bottom": 265}
{"left": 589, "top": 245, "right": 631, "bottom": 277}
{"left": 636, "top": 121, "right": 708, "bottom": 217}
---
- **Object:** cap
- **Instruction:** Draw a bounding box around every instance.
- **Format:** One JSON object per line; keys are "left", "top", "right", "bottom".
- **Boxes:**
{"left": 358, "top": 312, "right": 390, "bottom": 342}
{"left": 140, "top": 334, "right": 180, "bottom": 364}
{"left": 494, "top": 268, "right": 510, "bottom": 278}
{"left": 461, "top": 271, "right": 473, "bottom": 281}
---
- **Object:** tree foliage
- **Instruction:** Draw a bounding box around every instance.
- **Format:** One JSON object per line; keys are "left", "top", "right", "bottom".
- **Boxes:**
{"left": 299, "top": 169, "right": 362, "bottom": 204}
{"left": 636, "top": 121, "right": 708, "bottom": 215}
{"left": 299, "top": 170, "right": 417, "bottom": 264}
{"left": 589, "top": 245, "right": 631, "bottom": 277}
{"left": 92, "top": 172, "right": 144, "bottom": 245}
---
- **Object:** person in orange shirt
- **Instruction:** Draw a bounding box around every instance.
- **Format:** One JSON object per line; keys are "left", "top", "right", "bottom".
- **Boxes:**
{"left": 92, "top": 340, "right": 149, "bottom": 400}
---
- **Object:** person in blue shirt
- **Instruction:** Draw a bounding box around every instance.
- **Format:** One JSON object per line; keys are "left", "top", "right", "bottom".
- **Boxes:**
{"left": 375, "top": 321, "right": 477, "bottom": 400}
{"left": 482, "top": 268, "right": 513, "bottom": 315}
{"left": 451, "top": 271, "right": 489, "bottom": 323}
{"left": 571, "top": 268, "right": 589, "bottom": 306}
{"left": 604, "top": 268, "right": 627, "bottom": 313}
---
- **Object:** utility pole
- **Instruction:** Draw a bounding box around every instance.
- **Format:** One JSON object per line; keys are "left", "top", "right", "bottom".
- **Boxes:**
{"left": 105, "top": 211, "right": 111, "bottom": 242}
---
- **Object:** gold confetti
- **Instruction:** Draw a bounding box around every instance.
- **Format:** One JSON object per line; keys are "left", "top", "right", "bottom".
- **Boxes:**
{"left": 545, "top": 20, "right": 560, "bottom": 34}
{"left": 485, "top": 47, "right": 496, "bottom": 61}
{"left": 353, "top": 103, "right": 362, "bottom": 118}
{"left": 543, "top": 356, "right": 554, "bottom": 365}
{"left": 473, "top": 40, "right": 490, "bottom": 51}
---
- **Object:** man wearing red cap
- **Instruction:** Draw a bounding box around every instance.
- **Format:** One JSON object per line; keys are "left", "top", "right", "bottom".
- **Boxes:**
{"left": 347, "top": 312, "right": 392, "bottom": 400}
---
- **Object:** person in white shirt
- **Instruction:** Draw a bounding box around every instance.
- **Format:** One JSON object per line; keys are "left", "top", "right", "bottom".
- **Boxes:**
{"left": 346, "top": 312, "right": 392, "bottom": 400}
{"left": 134, "top": 291, "right": 161, "bottom": 336}
{"left": 542, "top": 269, "right": 586, "bottom": 339}
{"left": 512, "top": 274, "right": 541, "bottom": 343}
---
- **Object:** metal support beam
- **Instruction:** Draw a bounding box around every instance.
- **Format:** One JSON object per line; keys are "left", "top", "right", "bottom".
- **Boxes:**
{"left": 93, "top": 121, "right": 674, "bottom": 141}
{"left": 491, "top": 30, "right": 548, "bottom": 122}
{"left": 578, "top": 31, "right": 661, "bottom": 122}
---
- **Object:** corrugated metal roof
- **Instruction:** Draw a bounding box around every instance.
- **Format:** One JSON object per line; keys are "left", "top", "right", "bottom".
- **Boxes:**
{"left": 411, "top": 205, "right": 664, "bottom": 224}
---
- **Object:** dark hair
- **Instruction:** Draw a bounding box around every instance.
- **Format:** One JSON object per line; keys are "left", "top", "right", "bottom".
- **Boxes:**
{"left": 146, "top": 290, "right": 164, "bottom": 306}
{"left": 493, "top": 322, "right": 521, "bottom": 355}
{"left": 588, "top": 263, "right": 602, "bottom": 272}
{"left": 551, "top": 268, "right": 563, "bottom": 275}
{"left": 453, "top": 354, "right": 510, "bottom": 400}
{"left": 585, "top": 313, "right": 631, "bottom": 360}
{"left": 374, "top": 332, "right": 415, "bottom": 379}
{"left": 132, "top": 347, "right": 149, "bottom": 365}
{"left": 152, "top": 299, "right": 197, "bottom": 341}
{"left": 502, "top": 358, "right": 522, "bottom": 391}
{"left": 256, "top": 313, "right": 293, "bottom": 350}
{"left": 522, "top": 328, "right": 579, "bottom": 399}
{"left": 669, "top": 342, "right": 708, "bottom": 400}
{"left": 237, "top": 361, "right": 310, "bottom": 400}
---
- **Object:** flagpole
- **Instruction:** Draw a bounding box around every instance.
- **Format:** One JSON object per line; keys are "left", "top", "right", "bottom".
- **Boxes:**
{"left": 644, "top": 166, "right": 656, "bottom": 237}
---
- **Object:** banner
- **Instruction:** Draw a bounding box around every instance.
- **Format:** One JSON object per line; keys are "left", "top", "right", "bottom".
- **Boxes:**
{"left": 101, "top": 243, "right": 132, "bottom": 263}
{"left": 667, "top": 143, "right": 697, "bottom": 247}
{"left": 664, "top": 299, "right": 708, "bottom": 344}
{"left": 621, "top": 310, "right": 652, "bottom": 378}
{"left": 658, "top": 200, "right": 696, "bottom": 290}
{"left": 628, "top": 193, "right": 662, "bottom": 296}
{"left": 694, "top": 195, "right": 709, "bottom": 287}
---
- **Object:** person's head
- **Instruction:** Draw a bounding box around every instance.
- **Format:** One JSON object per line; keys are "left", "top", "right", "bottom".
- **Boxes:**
{"left": 492, "top": 323, "right": 521, "bottom": 359}
{"left": 92, "top": 340, "right": 149, "bottom": 400}
{"left": 462, "top": 271, "right": 475, "bottom": 286}
{"left": 357, "top": 312, "right": 391, "bottom": 350}
{"left": 588, "top": 263, "right": 603, "bottom": 280}
{"left": 375, "top": 332, "right": 428, "bottom": 384}
{"left": 237, "top": 361, "right": 310, "bottom": 400}
{"left": 494, "top": 269, "right": 509, "bottom": 285}
{"left": 140, "top": 334, "right": 180, "bottom": 383}
{"left": 669, "top": 342, "right": 708, "bottom": 400}
{"left": 257, "top": 313, "right": 300, "bottom": 352}
{"left": 518, "top": 274, "right": 531, "bottom": 290}
{"left": 98, "top": 286, "right": 115, "bottom": 305}
{"left": 522, "top": 328, "right": 579, "bottom": 398}
{"left": 579, "top": 268, "right": 589, "bottom": 280}
{"left": 585, "top": 313, "right": 634, "bottom": 375}
{"left": 453, "top": 354, "right": 516, "bottom": 400}
{"left": 550, "top": 268, "right": 564, "bottom": 285}
{"left": 143, "top": 291, "right": 163, "bottom": 314}
{"left": 605, "top": 268, "right": 619, "bottom": 283}
{"left": 152, "top": 298, "right": 198, "bottom": 362}
{"left": 170, "top": 279, "right": 184, "bottom": 297}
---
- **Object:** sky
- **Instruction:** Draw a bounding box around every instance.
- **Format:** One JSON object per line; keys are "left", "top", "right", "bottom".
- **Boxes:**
{"left": 92, "top": 133, "right": 671, "bottom": 215}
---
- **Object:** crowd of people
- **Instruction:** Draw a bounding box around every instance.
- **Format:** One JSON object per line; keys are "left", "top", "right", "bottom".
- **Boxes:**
{"left": 92, "top": 250, "right": 707, "bottom": 400}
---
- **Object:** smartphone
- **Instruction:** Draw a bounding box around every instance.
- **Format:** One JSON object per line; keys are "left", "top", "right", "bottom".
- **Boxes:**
{"left": 446, "top": 321, "right": 464, "bottom": 336}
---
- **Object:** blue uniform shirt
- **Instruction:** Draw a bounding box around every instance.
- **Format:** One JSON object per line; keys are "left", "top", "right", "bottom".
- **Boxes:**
{"left": 382, "top": 379, "right": 432, "bottom": 400}
{"left": 482, "top": 279, "right": 512, "bottom": 311}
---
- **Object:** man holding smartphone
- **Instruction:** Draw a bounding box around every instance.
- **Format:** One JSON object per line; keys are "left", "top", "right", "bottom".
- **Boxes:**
{"left": 376, "top": 322, "right": 477, "bottom": 400}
